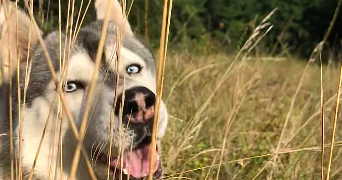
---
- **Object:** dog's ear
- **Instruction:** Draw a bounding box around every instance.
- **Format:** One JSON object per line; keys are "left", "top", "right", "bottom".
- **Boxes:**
{"left": 95, "top": 0, "right": 134, "bottom": 36}
{"left": 0, "top": 1, "right": 42, "bottom": 81}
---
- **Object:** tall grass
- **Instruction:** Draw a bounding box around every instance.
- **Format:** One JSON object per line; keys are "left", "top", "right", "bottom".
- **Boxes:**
{"left": 162, "top": 53, "right": 342, "bottom": 179}
{"left": 2, "top": 0, "right": 342, "bottom": 179}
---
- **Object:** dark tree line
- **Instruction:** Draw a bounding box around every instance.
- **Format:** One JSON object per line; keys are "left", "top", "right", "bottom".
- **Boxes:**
{"left": 21, "top": 0, "right": 342, "bottom": 58}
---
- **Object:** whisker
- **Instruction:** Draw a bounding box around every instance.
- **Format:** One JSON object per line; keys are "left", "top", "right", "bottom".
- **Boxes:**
{"left": 95, "top": 142, "right": 107, "bottom": 166}
{"left": 91, "top": 141, "right": 97, "bottom": 162}
{"left": 91, "top": 137, "right": 100, "bottom": 162}
{"left": 92, "top": 142, "right": 102, "bottom": 165}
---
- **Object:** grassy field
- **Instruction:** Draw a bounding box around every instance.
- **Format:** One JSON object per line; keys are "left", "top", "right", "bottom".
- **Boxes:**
{"left": 160, "top": 52, "right": 342, "bottom": 179}
{"left": 2, "top": 1, "right": 342, "bottom": 179}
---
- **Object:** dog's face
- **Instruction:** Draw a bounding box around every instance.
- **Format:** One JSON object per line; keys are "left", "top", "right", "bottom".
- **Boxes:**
{"left": 0, "top": 1, "right": 168, "bottom": 180}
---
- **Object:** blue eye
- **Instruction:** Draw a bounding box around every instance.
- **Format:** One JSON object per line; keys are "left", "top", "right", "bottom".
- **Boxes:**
{"left": 66, "top": 83, "right": 77, "bottom": 92}
{"left": 126, "top": 64, "right": 142, "bottom": 75}
{"left": 64, "top": 81, "right": 84, "bottom": 92}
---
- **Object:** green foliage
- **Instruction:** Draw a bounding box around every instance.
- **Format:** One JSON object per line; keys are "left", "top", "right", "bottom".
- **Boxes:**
{"left": 28, "top": 0, "right": 342, "bottom": 58}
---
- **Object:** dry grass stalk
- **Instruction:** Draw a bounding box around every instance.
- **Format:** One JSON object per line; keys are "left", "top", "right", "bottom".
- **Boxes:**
{"left": 27, "top": 94, "right": 58, "bottom": 180}
{"left": 162, "top": 13, "right": 275, "bottom": 176}
{"left": 326, "top": 55, "right": 342, "bottom": 180}
{"left": 163, "top": 143, "right": 339, "bottom": 179}
{"left": 21, "top": 0, "right": 35, "bottom": 178}
{"left": 216, "top": 78, "right": 240, "bottom": 179}
{"left": 68, "top": 0, "right": 113, "bottom": 178}
{"left": 267, "top": 48, "right": 315, "bottom": 178}
{"left": 72, "top": 0, "right": 84, "bottom": 40}
{"left": 4, "top": 0, "right": 342, "bottom": 179}
{"left": 149, "top": 0, "right": 173, "bottom": 179}
{"left": 118, "top": 83, "right": 125, "bottom": 180}
{"left": 22, "top": 0, "right": 77, "bottom": 136}
{"left": 245, "top": 2, "right": 342, "bottom": 179}
{"left": 251, "top": 46, "right": 322, "bottom": 179}
{"left": 320, "top": 54, "right": 325, "bottom": 180}
{"left": 13, "top": 1, "right": 24, "bottom": 179}
{"left": 19, "top": 0, "right": 98, "bottom": 179}
{"left": 72, "top": 0, "right": 92, "bottom": 42}
{"left": 5, "top": 1, "right": 15, "bottom": 179}
{"left": 186, "top": 9, "right": 275, "bottom": 135}
{"left": 324, "top": 0, "right": 342, "bottom": 178}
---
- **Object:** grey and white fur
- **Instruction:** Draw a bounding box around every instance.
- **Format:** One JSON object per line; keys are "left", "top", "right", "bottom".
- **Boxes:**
{"left": 0, "top": 0, "right": 168, "bottom": 179}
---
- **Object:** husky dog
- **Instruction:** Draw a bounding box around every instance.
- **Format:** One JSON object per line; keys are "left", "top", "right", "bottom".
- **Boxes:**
{"left": 0, "top": 0, "right": 168, "bottom": 179}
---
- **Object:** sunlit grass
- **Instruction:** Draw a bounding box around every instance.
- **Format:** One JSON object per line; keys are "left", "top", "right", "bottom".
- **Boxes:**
{"left": 2, "top": 0, "right": 342, "bottom": 179}
{"left": 162, "top": 53, "right": 342, "bottom": 179}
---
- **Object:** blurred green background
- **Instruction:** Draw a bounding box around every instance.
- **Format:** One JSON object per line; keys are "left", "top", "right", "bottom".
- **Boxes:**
{"left": 21, "top": 0, "right": 342, "bottom": 59}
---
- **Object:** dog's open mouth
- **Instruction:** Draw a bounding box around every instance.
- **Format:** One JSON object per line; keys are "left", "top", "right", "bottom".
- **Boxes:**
{"left": 99, "top": 136, "right": 162, "bottom": 179}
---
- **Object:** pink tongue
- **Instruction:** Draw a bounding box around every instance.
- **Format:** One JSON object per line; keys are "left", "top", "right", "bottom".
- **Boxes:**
{"left": 122, "top": 144, "right": 159, "bottom": 178}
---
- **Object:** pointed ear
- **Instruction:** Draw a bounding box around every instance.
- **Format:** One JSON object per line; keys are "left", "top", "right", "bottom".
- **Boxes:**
{"left": 95, "top": 0, "right": 134, "bottom": 36}
{"left": 0, "top": 1, "right": 42, "bottom": 81}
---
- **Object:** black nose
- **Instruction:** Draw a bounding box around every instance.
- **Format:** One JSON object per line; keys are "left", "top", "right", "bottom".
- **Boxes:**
{"left": 114, "top": 86, "right": 156, "bottom": 124}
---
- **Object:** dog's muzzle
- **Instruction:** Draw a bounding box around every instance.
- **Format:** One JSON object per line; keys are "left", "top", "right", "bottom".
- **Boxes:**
{"left": 103, "top": 86, "right": 162, "bottom": 179}
{"left": 115, "top": 86, "right": 156, "bottom": 143}
{"left": 115, "top": 86, "right": 156, "bottom": 124}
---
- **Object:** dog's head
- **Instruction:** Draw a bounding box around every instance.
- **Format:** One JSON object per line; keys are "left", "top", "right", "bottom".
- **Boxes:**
{"left": 0, "top": 0, "right": 168, "bottom": 179}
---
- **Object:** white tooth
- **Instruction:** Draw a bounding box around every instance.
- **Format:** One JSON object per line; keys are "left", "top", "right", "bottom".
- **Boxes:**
{"left": 123, "top": 167, "right": 128, "bottom": 175}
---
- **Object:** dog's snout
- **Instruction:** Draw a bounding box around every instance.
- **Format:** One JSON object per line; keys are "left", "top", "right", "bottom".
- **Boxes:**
{"left": 115, "top": 86, "right": 156, "bottom": 124}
